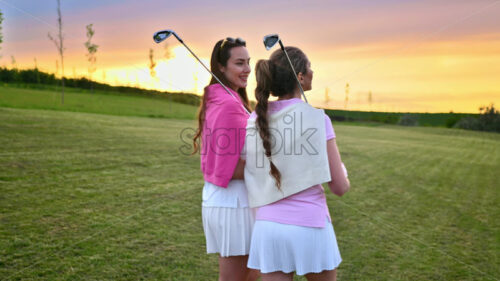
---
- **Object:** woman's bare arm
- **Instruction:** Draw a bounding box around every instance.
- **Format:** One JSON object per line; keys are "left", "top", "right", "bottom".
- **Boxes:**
{"left": 232, "top": 158, "right": 245, "bottom": 179}
{"left": 326, "top": 139, "right": 350, "bottom": 196}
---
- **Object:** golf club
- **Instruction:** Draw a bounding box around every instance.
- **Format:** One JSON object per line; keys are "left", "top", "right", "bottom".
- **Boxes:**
{"left": 153, "top": 29, "right": 250, "bottom": 114}
{"left": 263, "top": 34, "right": 308, "bottom": 103}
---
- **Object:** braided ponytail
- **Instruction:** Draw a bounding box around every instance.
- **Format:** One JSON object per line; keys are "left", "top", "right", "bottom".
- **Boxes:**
{"left": 254, "top": 47, "right": 308, "bottom": 190}
{"left": 255, "top": 59, "right": 282, "bottom": 189}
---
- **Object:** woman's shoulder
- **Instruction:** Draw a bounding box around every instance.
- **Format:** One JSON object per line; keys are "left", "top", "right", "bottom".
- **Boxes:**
{"left": 268, "top": 100, "right": 324, "bottom": 120}
{"left": 206, "top": 84, "right": 244, "bottom": 106}
{"left": 204, "top": 83, "right": 224, "bottom": 95}
{"left": 205, "top": 83, "right": 236, "bottom": 99}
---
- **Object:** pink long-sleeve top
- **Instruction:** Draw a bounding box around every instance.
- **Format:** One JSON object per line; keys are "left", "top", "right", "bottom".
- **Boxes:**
{"left": 248, "top": 98, "right": 336, "bottom": 228}
{"left": 200, "top": 83, "right": 249, "bottom": 188}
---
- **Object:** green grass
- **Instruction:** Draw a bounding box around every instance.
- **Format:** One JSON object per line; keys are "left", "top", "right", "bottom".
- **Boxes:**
{"left": 1, "top": 87, "right": 499, "bottom": 280}
{"left": 0, "top": 85, "right": 198, "bottom": 120}
{"left": 0, "top": 107, "right": 498, "bottom": 280}
{"left": 0, "top": 107, "right": 209, "bottom": 280}
{"left": 334, "top": 124, "right": 499, "bottom": 280}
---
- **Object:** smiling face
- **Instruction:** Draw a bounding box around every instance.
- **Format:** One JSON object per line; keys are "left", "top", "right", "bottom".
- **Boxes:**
{"left": 219, "top": 46, "right": 251, "bottom": 91}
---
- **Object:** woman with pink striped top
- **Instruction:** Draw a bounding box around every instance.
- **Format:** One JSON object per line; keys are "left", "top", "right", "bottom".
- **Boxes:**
{"left": 244, "top": 47, "right": 350, "bottom": 281}
{"left": 192, "top": 38, "right": 258, "bottom": 281}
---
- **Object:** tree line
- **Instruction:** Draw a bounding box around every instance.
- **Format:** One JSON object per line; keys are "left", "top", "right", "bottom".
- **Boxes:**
{"left": 0, "top": 67, "right": 200, "bottom": 106}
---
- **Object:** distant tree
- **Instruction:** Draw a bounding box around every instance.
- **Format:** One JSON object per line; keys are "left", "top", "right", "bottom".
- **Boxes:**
{"left": 0, "top": 9, "right": 4, "bottom": 59}
{"left": 163, "top": 42, "right": 174, "bottom": 110}
{"left": 455, "top": 103, "right": 500, "bottom": 133}
{"left": 48, "top": 0, "right": 66, "bottom": 104}
{"left": 84, "top": 23, "right": 98, "bottom": 93}
{"left": 10, "top": 55, "right": 16, "bottom": 69}
{"left": 344, "top": 83, "right": 349, "bottom": 109}
{"left": 368, "top": 91, "right": 373, "bottom": 110}
{"left": 164, "top": 41, "right": 173, "bottom": 60}
{"left": 7, "top": 55, "right": 19, "bottom": 83}
{"left": 34, "top": 57, "right": 40, "bottom": 84}
{"left": 478, "top": 104, "right": 500, "bottom": 132}
{"left": 149, "top": 48, "right": 156, "bottom": 78}
{"left": 55, "top": 59, "right": 59, "bottom": 90}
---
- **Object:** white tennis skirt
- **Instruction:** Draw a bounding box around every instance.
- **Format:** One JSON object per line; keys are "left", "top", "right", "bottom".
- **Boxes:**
{"left": 202, "top": 206, "right": 255, "bottom": 257}
{"left": 247, "top": 219, "right": 342, "bottom": 275}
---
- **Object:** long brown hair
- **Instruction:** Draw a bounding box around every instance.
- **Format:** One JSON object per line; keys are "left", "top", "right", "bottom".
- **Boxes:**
{"left": 254, "top": 47, "right": 308, "bottom": 189}
{"left": 192, "top": 38, "right": 251, "bottom": 154}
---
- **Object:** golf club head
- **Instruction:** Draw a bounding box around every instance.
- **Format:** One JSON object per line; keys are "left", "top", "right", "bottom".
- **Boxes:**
{"left": 263, "top": 34, "right": 280, "bottom": 50}
{"left": 153, "top": 29, "right": 174, "bottom": 43}
{"left": 263, "top": 34, "right": 309, "bottom": 103}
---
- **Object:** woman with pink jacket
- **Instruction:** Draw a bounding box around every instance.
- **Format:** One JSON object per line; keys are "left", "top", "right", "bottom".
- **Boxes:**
{"left": 192, "top": 37, "right": 258, "bottom": 281}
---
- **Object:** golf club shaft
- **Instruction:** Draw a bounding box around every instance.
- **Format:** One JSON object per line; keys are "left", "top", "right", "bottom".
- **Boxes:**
{"left": 278, "top": 40, "right": 308, "bottom": 103}
{"left": 179, "top": 41, "right": 251, "bottom": 115}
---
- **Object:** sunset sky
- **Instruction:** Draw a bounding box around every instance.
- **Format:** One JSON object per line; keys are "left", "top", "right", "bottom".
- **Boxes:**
{"left": 1, "top": 0, "right": 499, "bottom": 113}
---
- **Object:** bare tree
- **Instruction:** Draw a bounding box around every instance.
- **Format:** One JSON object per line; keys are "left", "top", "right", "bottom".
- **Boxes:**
{"left": 324, "top": 87, "right": 330, "bottom": 104}
{"left": 34, "top": 58, "right": 40, "bottom": 84}
{"left": 84, "top": 23, "right": 98, "bottom": 93}
{"left": 0, "top": 9, "right": 4, "bottom": 59}
{"left": 164, "top": 41, "right": 173, "bottom": 60}
{"left": 11, "top": 55, "right": 16, "bottom": 69}
{"left": 149, "top": 48, "right": 156, "bottom": 78}
{"left": 164, "top": 42, "right": 174, "bottom": 111}
{"left": 55, "top": 59, "right": 59, "bottom": 90}
{"left": 344, "top": 83, "right": 350, "bottom": 109}
{"left": 368, "top": 90, "right": 373, "bottom": 110}
{"left": 48, "top": 0, "right": 65, "bottom": 104}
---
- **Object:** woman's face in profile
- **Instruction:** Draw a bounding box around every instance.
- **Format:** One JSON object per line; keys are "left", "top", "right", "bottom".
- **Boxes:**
{"left": 301, "top": 60, "right": 313, "bottom": 91}
{"left": 220, "top": 46, "right": 251, "bottom": 91}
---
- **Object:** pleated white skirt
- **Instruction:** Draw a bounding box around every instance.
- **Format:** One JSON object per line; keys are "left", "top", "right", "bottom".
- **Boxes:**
{"left": 247, "top": 219, "right": 342, "bottom": 275}
{"left": 202, "top": 206, "right": 255, "bottom": 257}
